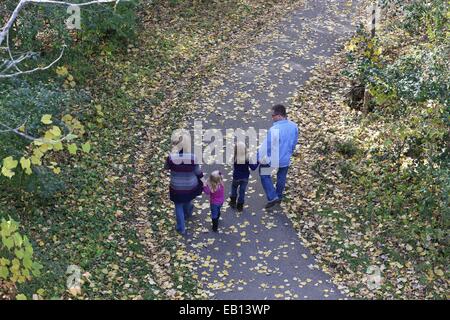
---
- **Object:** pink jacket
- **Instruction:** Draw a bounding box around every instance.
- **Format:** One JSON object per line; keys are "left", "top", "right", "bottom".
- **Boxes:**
{"left": 203, "top": 184, "right": 225, "bottom": 205}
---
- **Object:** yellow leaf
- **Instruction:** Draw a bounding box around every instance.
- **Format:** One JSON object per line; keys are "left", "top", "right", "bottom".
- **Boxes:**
{"left": 41, "top": 114, "right": 52, "bottom": 125}
{"left": 346, "top": 43, "right": 357, "bottom": 52}
{"left": 44, "top": 131, "right": 55, "bottom": 140}
{"left": 20, "top": 157, "right": 31, "bottom": 170}
{"left": 39, "top": 143, "right": 52, "bottom": 153}
{"left": 68, "top": 286, "right": 81, "bottom": 297}
{"left": 62, "top": 114, "right": 73, "bottom": 123}
{"left": 56, "top": 66, "right": 69, "bottom": 77}
{"left": 33, "top": 139, "right": 44, "bottom": 146}
{"left": 53, "top": 167, "right": 61, "bottom": 175}
{"left": 53, "top": 141, "right": 63, "bottom": 151}
{"left": 1, "top": 166, "right": 15, "bottom": 178}
{"left": 33, "top": 148, "right": 44, "bottom": 159}
{"left": 49, "top": 126, "right": 61, "bottom": 138}
{"left": 434, "top": 267, "right": 444, "bottom": 277}
{"left": 3, "top": 156, "right": 18, "bottom": 170}
{"left": 30, "top": 155, "right": 42, "bottom": 166}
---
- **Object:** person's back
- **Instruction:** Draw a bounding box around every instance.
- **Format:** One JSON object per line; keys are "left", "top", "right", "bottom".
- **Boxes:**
{"left": 229, "top": 142, "right": 259, "bottom": 211}
{"left": 258, "top": 104, "right": 299, "bottom": 209}
{"left": 271, "top": 119, "right": 298, "bottom": 168}
{"left": 166, "top": 135, "right": 204, "bottom": 235}
{"left": 233, "top": 161, "right": 258, "bottom": 180}
{"left": 165, "top": 152, "right": 203, "bottom": 203}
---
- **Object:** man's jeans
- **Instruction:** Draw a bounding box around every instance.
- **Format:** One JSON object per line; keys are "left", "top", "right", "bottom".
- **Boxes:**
{"left": 174, "top": 201, "right": 194, "bottom": 233}
{"left": 230, "top": 179, "right": 249, "bottom": 204}
{"left": 210, "top": 204, "right": 222, "bottom": 220}
{"left": 260, "top": 166, "right": 289, "bottom": 202}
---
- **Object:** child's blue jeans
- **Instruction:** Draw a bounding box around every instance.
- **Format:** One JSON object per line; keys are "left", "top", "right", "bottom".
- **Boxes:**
{"left": 210, "top": 204, "right": 222, "bottom": 220}
{"left": 230, "top": 179, "right": 249, "bottom": 204}
{"left": 174, "top": 201, "right": 194, "bottom": 234}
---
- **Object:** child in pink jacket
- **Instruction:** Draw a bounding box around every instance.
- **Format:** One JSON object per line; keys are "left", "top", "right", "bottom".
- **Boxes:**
{"left": 202, "top": 170, "right": 225, "bottom": 232}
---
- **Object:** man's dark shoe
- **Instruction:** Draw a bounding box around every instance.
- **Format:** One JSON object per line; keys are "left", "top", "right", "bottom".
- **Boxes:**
{"left": 264, "top": 199, "right": 280, "bottom": 209}
{"left": 228, "top": 197, "right": 237, "bottom": 209}
{"left": 236, "top": 203, "right": 244, "bottom": 212}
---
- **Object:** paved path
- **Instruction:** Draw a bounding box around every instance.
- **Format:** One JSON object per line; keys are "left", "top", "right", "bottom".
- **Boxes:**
{"left": 182, "top": 0, "right": 362, "bottom": 300}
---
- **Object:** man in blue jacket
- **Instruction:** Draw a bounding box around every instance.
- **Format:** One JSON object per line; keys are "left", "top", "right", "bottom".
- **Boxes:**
{"left": 258, "top": 104, "right": 298, "bottom": 209}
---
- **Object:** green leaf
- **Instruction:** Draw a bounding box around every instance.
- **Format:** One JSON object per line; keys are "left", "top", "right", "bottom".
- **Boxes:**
{"left": 16, "top": 294, "right": 27, "bottom": 300}
{"left": 0, "top": 258, "right": 10, "bottom": 266}
{"left": 81, "top": 142, "right": 91, "bottom": 153}
{"left": 3, "top": 236, "right": 14, "bottom": 250}
{"left": 31, "top": 262, "right": 43, "bottom": 276}
{"left": 68, "top": 143, "right": 78, "bottom": 155}
{"left": 23, "top": 256, "right": 32, "bottom": 269}
{"left": 0, "top": 266, "right": 9, "bottom": 279}
{"left": 13, "top": 233, "right": 23, "bottom": 247}
{"left": 15, "top": 249, "right": 25, "bottom": 260}
{"left": 53, "top": 141, "right": 64, "bottom": 151}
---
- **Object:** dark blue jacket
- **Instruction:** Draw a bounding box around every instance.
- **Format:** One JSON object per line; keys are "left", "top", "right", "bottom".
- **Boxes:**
{"left": 233, "top": 162, "right": 258, "bottom": 180}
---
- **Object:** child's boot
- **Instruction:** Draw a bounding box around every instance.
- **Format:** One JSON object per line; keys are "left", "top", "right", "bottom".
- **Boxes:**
{"left": 228, "top": 197, "right": 237, "bottom": 209}
{"left": 236, "top": 202, "right": 244, "bottom": 212}
{"left": 212, "top": 218, "right": 219, "bottom": 232}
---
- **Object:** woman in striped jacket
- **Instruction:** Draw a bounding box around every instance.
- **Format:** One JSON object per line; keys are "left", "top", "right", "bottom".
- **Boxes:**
{"left": 165, "top": 139, "right": 203, "bottom": 235}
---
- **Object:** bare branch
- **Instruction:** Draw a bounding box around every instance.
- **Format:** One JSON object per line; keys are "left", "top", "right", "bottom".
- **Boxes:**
{"left": 0, "top": 0, "right": 28, "bottom": 48}
{"left": 0, "top": 121, "right": 37, "bottom": 141}
{"left": 0, "top": 45, "right": 66, "bottom": 78}
{"left": 0, "top": 0, "right": 123, "bottom": 78}
{"left": 0, "top": 0, "right": 122, "bottom": 46}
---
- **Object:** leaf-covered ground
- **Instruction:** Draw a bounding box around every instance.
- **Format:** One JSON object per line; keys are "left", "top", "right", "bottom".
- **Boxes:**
{"left": 2, "top": 0, "right": 447, "bottom": 300}
{"left": 161, "top": 0, "right": 366, "bottom": 300}
{"left": 284, "top": 5, "right": 449, "bottom": 300}
{"left": 2, "top": 0, "right": 314, "bottom": 300}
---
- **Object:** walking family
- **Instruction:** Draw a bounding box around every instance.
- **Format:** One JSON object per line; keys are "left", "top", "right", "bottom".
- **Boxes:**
{"left": 165, "top": 104, "right": 298, "bottom": 235}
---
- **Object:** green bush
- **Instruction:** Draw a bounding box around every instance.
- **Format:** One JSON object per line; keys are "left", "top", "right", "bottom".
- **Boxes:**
{"left": 0, "top": 217, "right": 43, "bottom": 285}
{"left": 0, "top": 80, "right": 90, "bottom": 199}
{"left": 1, "top": 0, "right": 138, "bottom": 82}
{"left": 341, "top": 1, "right": 449, "bottom": 294}
{"left": 336, "top": 139, "right": 359, "bottom": 158}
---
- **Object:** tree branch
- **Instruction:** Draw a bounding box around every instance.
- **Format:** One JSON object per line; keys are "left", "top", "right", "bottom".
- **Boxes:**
{"left": 0, "top": 0, "right": 123, "bottom": 78}
{"left": 0, "top": 45, "right": 66, "bottom": 78}
{"left": 0, "top": 120, "right": 37, "bottom": 141}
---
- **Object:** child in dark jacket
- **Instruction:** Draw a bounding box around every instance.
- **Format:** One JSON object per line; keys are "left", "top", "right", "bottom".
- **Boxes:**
{"left": 229, "top": 142, "right": 258, "bottom": 211}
